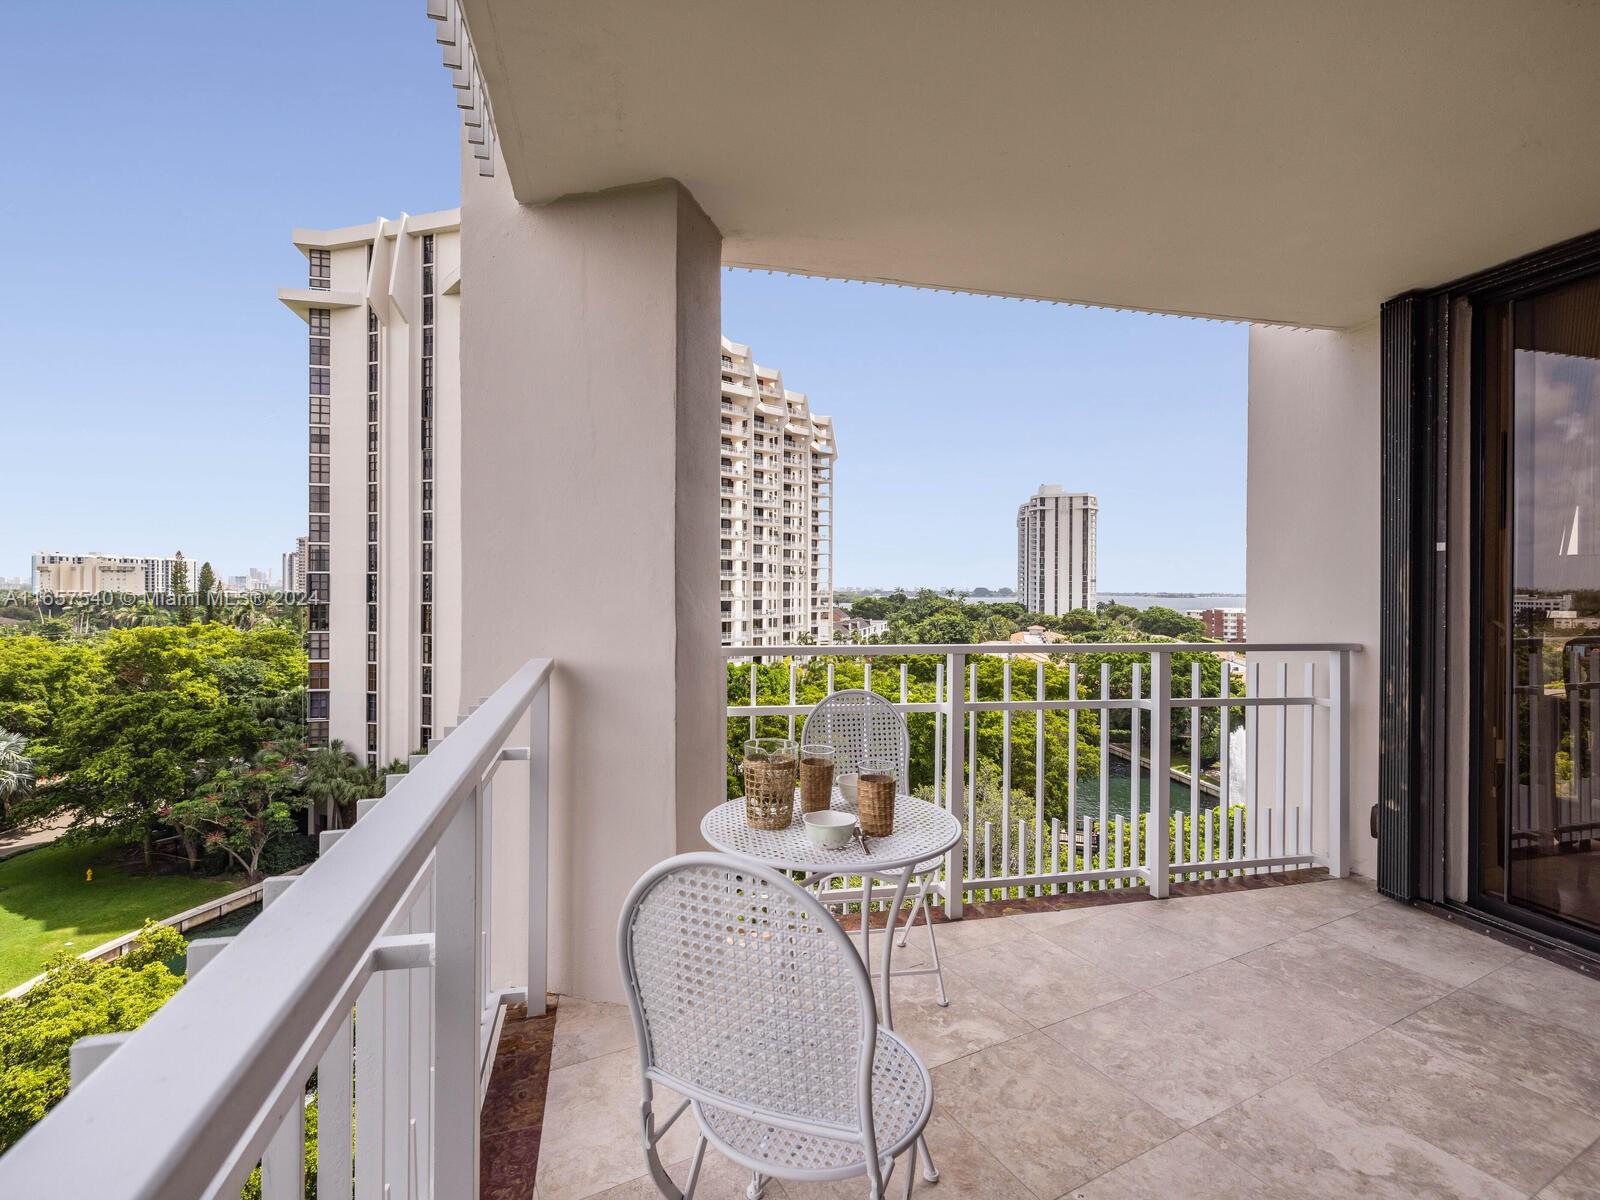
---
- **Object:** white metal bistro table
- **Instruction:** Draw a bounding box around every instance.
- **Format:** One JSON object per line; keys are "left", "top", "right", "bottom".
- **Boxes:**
{"left": 700, "top": 792, "right": 962, "bottom": 1033}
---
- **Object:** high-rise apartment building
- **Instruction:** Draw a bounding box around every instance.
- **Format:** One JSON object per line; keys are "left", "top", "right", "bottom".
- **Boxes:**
{"left": 279, "top": 211, "right": 462, "bottom": 766}
{"left": 282, "top": 211, "right": 838, "bottom": 764}
{"left": 1016, "top": 485, "right": 1098, "bottom": 615}
{"left": 31, "top": 551, "right": 195, "bottom": 596}
{"left": 283, "top": 537, "right": 307, "bottom": 597}
{"left": 719, "top": 337, "right": 837, "bottom": 646}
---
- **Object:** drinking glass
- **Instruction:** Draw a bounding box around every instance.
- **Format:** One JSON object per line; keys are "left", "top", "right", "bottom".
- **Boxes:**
{"left": 798, "top": 743, "right": 836, "bottom": 814}
{"left": 742, "top": 737, "right": 797, "bottom": 830}
{"left": 857, "top": 757, "right": 898, "bottom": 838}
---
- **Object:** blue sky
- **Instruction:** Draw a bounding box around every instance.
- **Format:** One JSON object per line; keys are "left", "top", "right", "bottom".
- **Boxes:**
{"left": 0, "top": 2, "right": 1246, "bottom": 593}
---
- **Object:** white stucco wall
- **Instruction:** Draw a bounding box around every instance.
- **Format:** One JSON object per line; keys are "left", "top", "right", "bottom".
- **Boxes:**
{"left": 460, "top": 149, "right": 723, "bottom": 1002}
{"left": 1247, "top": 322, "right": 1381, "bottom": 879}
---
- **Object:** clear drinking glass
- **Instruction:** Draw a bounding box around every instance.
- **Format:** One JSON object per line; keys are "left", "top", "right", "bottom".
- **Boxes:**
{"left": 798, "top": 743, "right": 836, "bottom": 814}
{"left": 742, "top": 737, "right": 797, "bottom": 830}
{"left": 857, "top": 757, "right": 898, "bottom": 838}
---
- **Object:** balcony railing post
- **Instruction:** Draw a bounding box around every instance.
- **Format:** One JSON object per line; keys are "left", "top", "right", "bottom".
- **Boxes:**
{"left": 1147, "top": 650, "right": 1172, "bottom": 899}
{"left": 433, "top": 782, "right": 482, "bottom": 1196}
{"left": 945, "top": 651, "right": 966, "bottom": 919}
{"left": 528, "top": 682, "right": 551, "bottom": 1014}
{"left": 1327, "top": 649, "right": 1350, "bottom": 878}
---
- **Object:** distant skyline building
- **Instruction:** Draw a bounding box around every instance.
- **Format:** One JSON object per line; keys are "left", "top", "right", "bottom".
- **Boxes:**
{"left": 1016, "top": 485, "right": 1098, "bottom": 615}
{"left": 1189, "top": 606, "right": 1247, "bottom": 642}
{"left": 31, "top": 550, "right": 195, "bottom": 596}
{"left": 719, "top": 336, "right": 837, "bottom": 646}
{"left": 283, "top": 537, "right": 308, "bottom": 598}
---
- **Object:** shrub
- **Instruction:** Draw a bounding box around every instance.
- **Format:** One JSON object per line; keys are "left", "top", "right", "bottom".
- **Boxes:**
{"left": 0, "top": 921, "right": 185, "bottom": 1150}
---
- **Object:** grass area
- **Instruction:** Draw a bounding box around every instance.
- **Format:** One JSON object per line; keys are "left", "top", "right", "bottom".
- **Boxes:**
{"left": 0, "top": 838, "right": 241, "bottom": 991}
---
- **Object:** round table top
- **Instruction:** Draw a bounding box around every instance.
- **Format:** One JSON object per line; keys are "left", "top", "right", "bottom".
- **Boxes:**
{"left": 700, "top": 791, "right": 962, "bottom": 875}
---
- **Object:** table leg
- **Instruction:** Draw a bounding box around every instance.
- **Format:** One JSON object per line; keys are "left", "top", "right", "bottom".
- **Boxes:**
{"left": 878, "top": 869, "right": 913, "bottom": 1032}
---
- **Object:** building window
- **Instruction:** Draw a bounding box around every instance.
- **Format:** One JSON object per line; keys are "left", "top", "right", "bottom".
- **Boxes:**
{"left": 308, "top": 249, "right": 331, "bottom": 289}
{"left": 309, "top": 663, "right": 329, "bottom": 689}
{"left": 308, "top": 632, "right": 329, "bottom": 659}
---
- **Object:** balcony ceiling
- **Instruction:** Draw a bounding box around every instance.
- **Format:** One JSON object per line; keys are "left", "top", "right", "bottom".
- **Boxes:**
{"left": 462, "top": 0, "right": 1600, "bottom": 329}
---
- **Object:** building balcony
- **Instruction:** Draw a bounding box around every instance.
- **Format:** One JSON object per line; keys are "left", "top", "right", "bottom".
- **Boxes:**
{"left": 13, "top": 644, "right": 1600, "bottom": 1200}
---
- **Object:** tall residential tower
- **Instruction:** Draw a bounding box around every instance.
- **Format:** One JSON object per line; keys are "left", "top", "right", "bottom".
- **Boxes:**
{"left": 282, "top": 211, "right": 838, "bottom": 765}
{"left": 719, "top": 337, "right": 837, "bottom": 646}
{"left": 1016, "top": 485, "right": 1098, "bottom": 615}
{"left": 279, "top": 211, "right": 462, "bottom": 766}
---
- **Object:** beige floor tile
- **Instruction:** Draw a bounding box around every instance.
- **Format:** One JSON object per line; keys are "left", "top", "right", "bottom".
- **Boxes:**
{"left": 882, "top": 969, "right": 1032, "bottom": 1068}
{"left": 1236, "top": 928, "right": 1451, "bottom": 1025}
{"left": 1195, "top": 1076, "right": 1524, "bottom": 1199}
{"left": 1304, "top": 874, "right": 1385, "bottom": 907}
{"left": 1466, "top": 953, "right": 1600, "bottom": 1042}
{"left": 783, "top": 1109, "right": 1033, "bottom": 1200}
{"left": 1151, "top": 958, "right": 1380, "bottom": 1071}
{"left": 1316, "top": 901, "right": 1519, "bottom": 987}
{"left": 1037, "top": 903, "right": 1232, "bottom": 986}
{"left": 916, "top": 911, "right": 1029, "bottom": 956}
{"left": 1396, "top": 988, "right": 1600, "bottom": 1116}
{"left": 1539, "top": 1137, "right": 1600, "bottom": 1200}
{"left": 1123, "top": 892, "right": 1308, "bottom": 957}
{"left": 588, "top": 1151, "right": 790, "bottom": 1199}
{"left": 551, "top": 995, "right": 638, "bottom": 1070}
{"left": 1309, "top": 1028, "right": 1600, "bottom": 1193}
{"left": 1044, "top": 991, "right": 1293, "bottom": 1127}
{"left": 943, "top": 930, "right": 1135, "bottom": 1027}
{"left": 934, "top": 1030, "right": 1179, "bottom": 1199}
{"left": 537, "top": 1048, "right": 699, "bottom": 1200}
{"left": 1069, "top": 1132, "right": 1291, "bottom": 1199}
{"left": 1004, "top": 903, "right": 1113, "bottom": 933}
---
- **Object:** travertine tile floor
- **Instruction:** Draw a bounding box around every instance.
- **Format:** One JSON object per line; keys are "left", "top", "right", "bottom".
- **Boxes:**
{"left": 517, "top": 876, "right": 1600, "bottom": 1200}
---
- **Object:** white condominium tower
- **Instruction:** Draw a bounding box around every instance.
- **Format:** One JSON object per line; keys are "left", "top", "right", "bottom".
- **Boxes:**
{"left": 279, "top": 210, "right": 462, "bottom": 767}
{"left": 282, "top": 210, "right": 838, "bottom": 766}
{"left": 719, "top": 337, "right": 837, "bottom": 646}
{"left": 1016, "top": 485, "right": 1098, "bottom": 615}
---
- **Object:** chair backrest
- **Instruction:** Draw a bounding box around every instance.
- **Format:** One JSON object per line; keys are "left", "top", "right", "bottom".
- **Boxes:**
{"left": 617, "top": 853, "right": 879, "bottom": 1140}
{"left": 803, "top": 689, "right": 909, "bottom": 778}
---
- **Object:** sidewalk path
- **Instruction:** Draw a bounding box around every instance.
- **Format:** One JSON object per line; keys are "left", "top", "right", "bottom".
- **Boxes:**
{"left": 0, "top": 814, "right": 72, "bottom": 860}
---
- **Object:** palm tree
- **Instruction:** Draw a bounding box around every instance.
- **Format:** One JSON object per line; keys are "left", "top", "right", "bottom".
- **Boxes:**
{"left": 302, "top": 740, "right": 379, "bottom": 828}
{"left": 0, "top": 730, "right": 34, "bottom": 826}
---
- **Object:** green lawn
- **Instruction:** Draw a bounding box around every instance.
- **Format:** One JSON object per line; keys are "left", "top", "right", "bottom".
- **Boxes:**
{"left": 0, "top": 838, "right": 242, "bottom": 991}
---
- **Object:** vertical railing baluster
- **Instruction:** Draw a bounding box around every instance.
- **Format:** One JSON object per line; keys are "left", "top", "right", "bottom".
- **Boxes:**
{"left": 1327, "top": 649, "right": 1349, "bottom": 878}
{"left": 967, "top": 661, "right": 977, "bottom": 870}
{"left": 1001, "top": 657, "right": 1013, "bottom": 878}
{"left": 1130, "top": 664, "right": 1143, "bottom": 879}
{"left": 945, "top": 651, "right": 966, "bottom": 919}
{"left": 1302, "top": 662, "right": 1315, "bottom": 861}
{"left": 983, "top": 821, "right": 993, "bottom": 901}
{"left": 1148, "top": 650, "right": 1172, "bottom": 898}
{"left": 1098, "top": 662, "right": 1110, "bottom": 881}
{"left": 1035, "top": 660, "right": 1045, "bottom": 893}
{"left": 748, "top": 660, "right": 757, "bottom": 741}
{"left": 528, "top": 683, "right": 550, "bottom": 1013}
{"left": 1218, "top": 658, "right": 1231, "bottom": 870}
{"left": 433, "top": 782, "right": 482, "bottom": 1196}
{"left": 1189, "top": 662, "right": 1200, "bottom": 878}
{"left": 1275, "top": 662, "right": 1289, "bottom": 870}
{"left": 1247, "top": 661, "right": 1261, "bottom": 869}
{"left": 1068, "top": 661, "right": 1078, "bottom": 893}
{"left": 787, "top": 660, "right": 797, "bottom": 742}
{"left": 1050, "top": 817, "right": 1061, "bottom": 896}
{"left": 1113, "top": 815, "right": 1125, "bottom": 888}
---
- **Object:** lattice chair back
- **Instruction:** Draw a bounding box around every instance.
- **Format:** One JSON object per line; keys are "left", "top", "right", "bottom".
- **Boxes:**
{"left": 803, "top": 690, "right": 909, "bottom": 779}
{"left": 618, "top": 853, "right": 880, "bottom": 1148}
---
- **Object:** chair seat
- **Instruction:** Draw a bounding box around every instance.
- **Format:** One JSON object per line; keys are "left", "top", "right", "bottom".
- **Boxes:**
{"left": 693, "top": 1029, "right": 930, "bottom": 1179}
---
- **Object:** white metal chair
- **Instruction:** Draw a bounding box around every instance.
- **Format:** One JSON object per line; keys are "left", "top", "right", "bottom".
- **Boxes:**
{"left": 618, "top": 853, "right": 934, "bottom": 1200}
{"left": 804, "top": 691, "right": 950, "bottom": 1006}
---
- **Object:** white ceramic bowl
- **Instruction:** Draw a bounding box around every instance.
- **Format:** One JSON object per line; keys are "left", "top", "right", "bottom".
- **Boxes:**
{"left": 837, "top": 773, "right": 859, "bottom": 806}
{"left": 803, "top": 809, "right": 857, "bottom": 850}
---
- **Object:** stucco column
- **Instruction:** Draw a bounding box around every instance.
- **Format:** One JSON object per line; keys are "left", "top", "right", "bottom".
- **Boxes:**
{"left": 460, "top": 150, "right": 723, "bottom": 1001}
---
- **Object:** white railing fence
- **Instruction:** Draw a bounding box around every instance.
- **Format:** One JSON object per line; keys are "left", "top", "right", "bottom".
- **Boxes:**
{"left": 0, "top": 657, "right": 554, "bottom": 1200}
{"left": 725, "top": 642, "right": 1356, "bottom": 917}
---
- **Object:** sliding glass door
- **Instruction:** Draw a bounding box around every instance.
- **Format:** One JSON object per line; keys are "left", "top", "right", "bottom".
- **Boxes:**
{"left": 1477, "top": 273, "right": 1600, "bottom": 934}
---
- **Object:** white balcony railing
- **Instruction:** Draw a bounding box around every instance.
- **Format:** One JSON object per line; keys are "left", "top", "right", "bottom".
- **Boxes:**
{"left": 0, "top": 658, "right": 554, "bottom": 1200}
{"left": 724, "top": 642, "right": 1355, "bottom": 917}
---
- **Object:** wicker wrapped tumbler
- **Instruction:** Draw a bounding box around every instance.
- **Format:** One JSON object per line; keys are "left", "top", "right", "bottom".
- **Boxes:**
{"left": 857, "top": 757, "right": 898, "bottom": 838}
{"left": 742, "top": 738, "right": 798, "bottom": 830}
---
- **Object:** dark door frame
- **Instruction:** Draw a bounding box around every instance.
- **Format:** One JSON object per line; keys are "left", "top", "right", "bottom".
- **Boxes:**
{"left": 1382, "top": 227, "right": 1600, "bottom": 957}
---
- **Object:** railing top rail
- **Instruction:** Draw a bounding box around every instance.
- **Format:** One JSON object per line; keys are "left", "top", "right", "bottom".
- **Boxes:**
{"left": 722, "top": 642, "right": 1363, "bottom": 657}
{"left": 0, "top": 657, "right": 555, "bottom": 1200}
